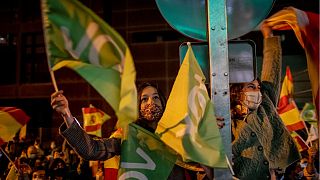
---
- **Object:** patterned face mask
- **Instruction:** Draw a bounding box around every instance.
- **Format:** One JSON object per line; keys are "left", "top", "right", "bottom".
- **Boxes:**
{"left": 140, "top": 103, "right": 163, "bottom": 121}
{"left": 241, "top": 91, "right": 262, "bottom": 110}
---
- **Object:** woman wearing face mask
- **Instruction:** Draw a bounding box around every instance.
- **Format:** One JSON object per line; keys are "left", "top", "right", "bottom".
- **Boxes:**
{"left": 51, "top": 82, "right": 210, "bottom": 179}
{"left": 229, "top": 22, "right": 300, "bottom": 180}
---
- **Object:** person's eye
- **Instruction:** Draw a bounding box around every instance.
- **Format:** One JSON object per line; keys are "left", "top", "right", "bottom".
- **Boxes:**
{"left": 153, "top": 96, "right": 159, "bottom": 100}
{"left": 247, "top": 84, "right": 254, "bottom": 89}
{"left": 141, "top": 97, "right": 147, "bottom": 102}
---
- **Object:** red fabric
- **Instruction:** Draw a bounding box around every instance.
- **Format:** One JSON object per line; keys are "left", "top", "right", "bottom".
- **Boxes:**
{"left": 286, "top": 121, "right": 307, "bottom": 132}
{"left": 0, "top": 107, "right": 30, "bottom": 125}
{"left": 104, "top": 168, "right": 118, "bottom": 180}
{"left": 84, "top": 124, "right": 102, "bottom": 132}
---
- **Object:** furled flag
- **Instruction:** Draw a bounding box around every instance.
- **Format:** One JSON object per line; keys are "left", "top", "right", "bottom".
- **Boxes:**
{"left": 0, "top": 107, "right": 30, "bottom": 146}
{"left": 155, "top": 44, "right": 226, "bottom": 168}
{"left": 265, "top": 7, "right": 319, "bottom": 117}
{"left": 291, "top": 131, "right": 308, "bottom": 152}
{"left": 82, "top": 105, "right": 110, "bottom": 137}
{"left": 278, "top": 66, "right": 306, "bottom": 131}
{"left": 119, "top": 123, "right": 177, "bottom": 179}
{"left": 41, "top": 0, "right": 137, "bottom": 129}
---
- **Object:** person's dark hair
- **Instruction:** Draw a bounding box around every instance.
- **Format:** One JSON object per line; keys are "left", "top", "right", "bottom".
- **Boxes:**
{"left": 137, "top": 82, "right": 166, "bottom": 113}
{"left": 230, "top": 78, "right": 261, "bottom": 108}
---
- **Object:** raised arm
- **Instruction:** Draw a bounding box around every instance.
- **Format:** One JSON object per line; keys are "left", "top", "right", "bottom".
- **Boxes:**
{"left": 51, "top": 91, "right": 121, "bottom": 160}
{"left": 260, "top": 22, "right": 282, "bottom": 105}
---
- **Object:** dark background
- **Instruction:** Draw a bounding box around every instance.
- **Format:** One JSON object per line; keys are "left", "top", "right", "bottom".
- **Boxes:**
{"left": 0, "top": 0, "right": 318, "bottom": 142}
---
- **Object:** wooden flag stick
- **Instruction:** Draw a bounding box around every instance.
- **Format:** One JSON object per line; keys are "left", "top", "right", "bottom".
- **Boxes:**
{"left": 0, "top": 147, "right": 20, "bottom": 173}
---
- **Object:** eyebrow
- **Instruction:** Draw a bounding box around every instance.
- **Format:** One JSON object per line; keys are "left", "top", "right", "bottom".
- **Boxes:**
{"left": 141, "top": 93, "right": 159, "bottom": 98}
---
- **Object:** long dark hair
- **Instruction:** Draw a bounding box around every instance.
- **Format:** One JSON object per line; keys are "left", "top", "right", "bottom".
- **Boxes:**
{"left": 135, "top": 82, "right": 167, "bottom": 132}
{"left": 137, "top": 82, "right": 166, "bottom": 114}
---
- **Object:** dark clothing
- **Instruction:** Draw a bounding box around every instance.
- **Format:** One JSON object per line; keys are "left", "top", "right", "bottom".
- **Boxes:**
{"left": 60, "top": 121, "right": 121, "bottom": 161}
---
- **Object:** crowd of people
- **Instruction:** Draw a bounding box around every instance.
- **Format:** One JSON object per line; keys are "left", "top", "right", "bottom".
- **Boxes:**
{"left": 0, "top": 136, "right": 99, "bottom": 180}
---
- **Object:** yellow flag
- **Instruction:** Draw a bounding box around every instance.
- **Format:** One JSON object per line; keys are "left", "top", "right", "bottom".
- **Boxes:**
{"left": 155, "top": 44, "right": 226, "bottom": 168}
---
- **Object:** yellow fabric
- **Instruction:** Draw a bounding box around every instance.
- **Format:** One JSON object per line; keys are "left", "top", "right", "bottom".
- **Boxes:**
{"left": 156, "top": 44, "right": 226, "bottom": 168}
{"left": 0, "top": 111, "right": 23, "bottom": 142}
{"left": 266, "top": 7, "right": 319, "bottom": 112}
{"left": 280, "top": 104, "right": 301, "bottom": 125}
{"left": 104, "top": 155, "right": 120, "bottom": 169}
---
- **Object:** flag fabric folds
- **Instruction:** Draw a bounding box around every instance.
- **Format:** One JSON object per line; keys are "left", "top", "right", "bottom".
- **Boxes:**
{"left": 290, "top": 131, "right": 308, "bottom": 152}
{"left": 265, "top": 7, "right": 319, "bottom": 117}
{"left": 41, "top": 0, "right": 137, "bottom": 129}
{"left": 119, "top": 123, "right": 177, "bottom": 179}
{"left": 82, "top": 105, "right": 110, "bottom": 137}
{"left": 278, "top": 66, "right": 306, "bottom": 131}
{"left": 155, "top": 44, "right": 226, "bottom": 168}
{"left": 0, "top": 107, "right": 30, "bottom": 146}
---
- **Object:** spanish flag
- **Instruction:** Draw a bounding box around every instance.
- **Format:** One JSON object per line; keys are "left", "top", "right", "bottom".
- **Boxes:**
{"left": 0, "top": 107, "right": 30, "bottom": 146}
{"left": 278, "top": 66, "right": 306, "bottom": 131}
{"left": 266, "top": 7, "right": 319, "bottom": 117}
{"left": 82, "top": 105, "right": 110, "bottom": 137}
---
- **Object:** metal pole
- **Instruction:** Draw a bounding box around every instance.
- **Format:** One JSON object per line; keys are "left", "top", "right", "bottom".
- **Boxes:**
{"left": 207, "top": 0, "right": 232, "bottom": 178}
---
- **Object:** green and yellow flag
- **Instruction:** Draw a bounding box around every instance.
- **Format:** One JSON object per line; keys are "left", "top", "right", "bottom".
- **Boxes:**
{"left": 119, "top": 123, "right": 177, "bottom": 179}
{"left": 300, "top": 103, "right": 317, "bottom": 127}
{"left": 41, "top": 0, "right": 137, "bottom": 128}
{"left": 155, "top": 44, "right": 226, "bottom": 168}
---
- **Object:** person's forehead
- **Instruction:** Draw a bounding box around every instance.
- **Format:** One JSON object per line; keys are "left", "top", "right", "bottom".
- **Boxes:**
{"left": 243, "top": 80, "right": 259, "bottom": 86}
{"left": 142, "top": 86, "right": 158, "bottom": 95}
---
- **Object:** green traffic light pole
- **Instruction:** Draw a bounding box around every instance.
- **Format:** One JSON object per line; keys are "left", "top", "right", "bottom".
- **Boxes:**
{"left": 207, "top": 0, "right": 233, "bottom": 179}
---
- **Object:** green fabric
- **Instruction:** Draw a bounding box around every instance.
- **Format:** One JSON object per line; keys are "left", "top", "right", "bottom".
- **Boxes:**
{"left": 301, "top": 103, "right": 317, "bottom": 127}
{"left": 119, "top": 123, "right": 177, "bottom": 179}
{"left": 41, "top": 0, "right": 137, "bottom": 128}
{"left": 156, "top": 44, "right": 226, "bottom": 168}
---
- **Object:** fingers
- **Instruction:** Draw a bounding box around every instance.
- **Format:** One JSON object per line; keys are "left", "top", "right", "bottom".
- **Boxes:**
{"left": 260, "top": 21, "right": 273, "bottom": 38}
{"left": 51, "top": 90, "right": 68, "bottom": 114}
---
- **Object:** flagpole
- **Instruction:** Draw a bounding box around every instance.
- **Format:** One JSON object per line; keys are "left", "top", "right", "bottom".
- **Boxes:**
{"left": 49, "top": 70, "right": 59, "bottom": 92}
{"left": 0, "top": 147, "right": 20, "bottom": 173}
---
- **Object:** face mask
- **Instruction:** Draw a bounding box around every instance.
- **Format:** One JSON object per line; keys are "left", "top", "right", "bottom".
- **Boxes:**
{"left": 241, "top": 91, "right": 262, "bottom": 110}
{"left": 140, "top": 103, "right": 163, "bottom": 121}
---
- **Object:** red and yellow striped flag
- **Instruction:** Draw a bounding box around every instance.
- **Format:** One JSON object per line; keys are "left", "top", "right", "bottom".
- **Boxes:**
{"left": 82, "top": 105, "right": 110, "bottom": 137}
{"left": 0, "top": 107, "right": 30, "bottom": 145}
{"left": 278, "top": 67, "right": 306, "bottom": 131}
{"left": 266, "top": 7, "right": 319, "bottom": 117}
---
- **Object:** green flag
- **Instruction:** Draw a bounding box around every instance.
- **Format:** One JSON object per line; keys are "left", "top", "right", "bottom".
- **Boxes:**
{"left": 119, "top": 123, "right": 177, "bottom": 179}
{"left": 41, "top": 0, "right": 137, "bottom": 128}
{"left": 155, "top": 44, "right": 227, "bottom": 168}
{"left": 300, "top": 103, "right": 318, "bottom": 127}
